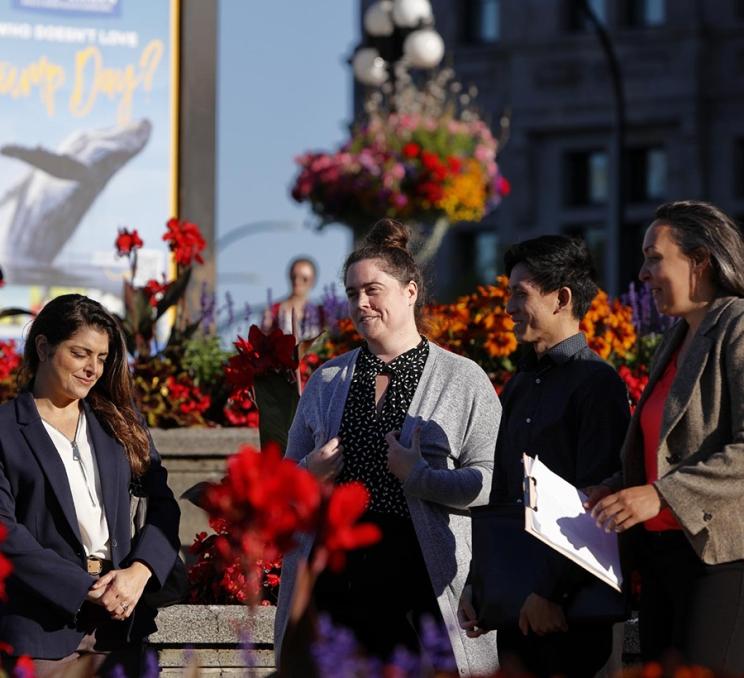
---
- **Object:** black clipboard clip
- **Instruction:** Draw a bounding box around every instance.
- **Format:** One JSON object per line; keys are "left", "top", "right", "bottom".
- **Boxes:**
{"left": 522, "top": 453, "right": 538, "bottom": 511}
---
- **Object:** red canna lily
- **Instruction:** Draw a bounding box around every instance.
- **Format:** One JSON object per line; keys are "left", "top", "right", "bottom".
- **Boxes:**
{"left": 205, "top": 444, "right": 321, "bottom": 562}
{"left": 317, "top": 482, "right": 382, "bottom": 572}
{"left": 114, "top": 227, "right": 143, "bottom": 256}
{"left": 224, "top": 325, "right": 298, "bottom": 395}
{"left": 163, "top": 217, "right": 206, "bottom": 267}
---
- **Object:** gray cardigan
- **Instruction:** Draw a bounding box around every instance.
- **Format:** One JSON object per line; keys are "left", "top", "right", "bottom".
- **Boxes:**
{"left": 274, "top": 342, "right": 502, "bottom": 676}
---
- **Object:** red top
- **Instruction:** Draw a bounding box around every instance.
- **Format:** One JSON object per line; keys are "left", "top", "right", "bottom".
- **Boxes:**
{"left": 639, "top": 348, "right": 682, "bottom": 531}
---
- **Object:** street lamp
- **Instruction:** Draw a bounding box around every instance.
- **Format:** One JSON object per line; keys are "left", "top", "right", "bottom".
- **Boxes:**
{"left": 578, "top": 0, "right": 626, "bottom": 297}
{"left": 352, "top": 0, "right": 445, "bottom": 88}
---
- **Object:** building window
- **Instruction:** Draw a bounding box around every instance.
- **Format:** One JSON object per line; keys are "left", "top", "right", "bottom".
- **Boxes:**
{"left": 566, "top": 0, "right": 606, "bottom": 32}
{"left": 627, "top": 146, "right": 667, "bottom": 202}
{"left": 564, "top": 150, "right": 608, "bottom": 206}
{"left": 735, "top": 139, "right": 744, "bottom": 198}
{"left": 563, "top": 224, "right": 606, "bottom": 283}
{"left": 474, "top": 231, "right": 500, "bottom": 283}
{"left": 621, "top": 0, "right": 665, "bottom": 27}
{"left": 463, "top": 0, "right": 500, "bottom": 44}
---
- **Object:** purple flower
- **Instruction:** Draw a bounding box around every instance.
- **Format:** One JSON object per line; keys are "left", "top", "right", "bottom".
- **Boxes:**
{"left": 621, "top": 282, "right": 674, "bottom": 336}
{"left": 387, "top": 645, "right": 421, "bottom": 677}
{"left": 311, "top": 613, "right": 383, "bottom": 677}
{"left": 200, "top": 282, "right": 216, "bottom": 331}
{"left": 141, "top": 649, "right": 159, "bottom": 678}
{"left": 240, "top": 629, "right": 255, "bottom": 668}
{"left": 106, "top": 665, "right": 127, "bottom": 678}
{"left": 419, "top": 614, "right": 457, "bottom": 674}
{"left": 321, "top": 284, "right": 349, "bottom": 333}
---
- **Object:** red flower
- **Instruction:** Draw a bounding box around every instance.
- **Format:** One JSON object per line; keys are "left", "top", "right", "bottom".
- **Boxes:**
{"left": 317, "top": 482, "right": 382, "bottom": 572}
{"left": 12, "top": 655, "right": 34, "bottom": 678}
{"left": 447, "top": 156, "right": 463, "bottom": 173}
{"left": 225, "top": 325, "right": 298, "bottom": 394}
{"left": 496, "top": 175, "right": 512, "bottom": 196}
{"left": 0, "top": 522, "right": 12, "bottom": 601}
{"left": 223, "top": 392, "right": 260, "bottom": 427}
{"left": 402, "top": 142, "right": 420, "bottom": 159}
{"left": 265, "top": 573, "right": 280, "bottom": 588}
{"left": 0, "top": 340, "right": 22, "bottom": 382}
{"left": 420, "top": 151, "right": 441, "bottom": 171}
{"left": 115, "top": 228, "right": 143, "bottom": 256}
{"left": 617, "top": 365, "right": 649, "bottom": 410}
{"left": 204, "top": 444, "right": 321, "bottom": 562}
{"left": 142, "top": 279, "right": 169, "bottom": 307}
{"left": 163, "top": 217, "right": 206, "bottom": 267}
{"left": 417, "top": 180, "right": 444, "bottom": 203}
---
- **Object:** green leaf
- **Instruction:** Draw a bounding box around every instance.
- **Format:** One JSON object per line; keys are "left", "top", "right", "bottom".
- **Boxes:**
{"left": 254, "top": 372, "right": 299, "bottom": 454}
{"left": 155, "top": 267, "right": 192, "bottom": 321}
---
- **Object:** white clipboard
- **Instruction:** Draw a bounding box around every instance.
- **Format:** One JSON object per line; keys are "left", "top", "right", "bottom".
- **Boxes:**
{"left": 523, "top": 453, "right": 623, "bottom": 592}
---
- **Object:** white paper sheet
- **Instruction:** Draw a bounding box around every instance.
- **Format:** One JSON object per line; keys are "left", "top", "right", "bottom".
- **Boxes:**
{"left": 523, "top": 454, "right": 623, "bottom": 592}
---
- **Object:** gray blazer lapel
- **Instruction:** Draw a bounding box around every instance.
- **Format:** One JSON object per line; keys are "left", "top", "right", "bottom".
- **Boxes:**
{"left": 659, "top": 334, "right": 712, "bottom": 445}
{"left": 658, "top": 297, "right": 735, "bottom": 447}
{"left": 83, "top": 402, "right": 121, "bottom": 537}
{"left": 621, "top": 322, "right": 684, "bottom": 484}
{"left": 16, "top": 393, "right": 83, "bottom": 545}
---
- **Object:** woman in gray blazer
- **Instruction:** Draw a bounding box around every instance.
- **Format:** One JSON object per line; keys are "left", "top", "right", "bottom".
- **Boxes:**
{"left": 274, "top": 219, "right": 501, "bottom": 676}
{"left": 588, "top": 201, "right": 744, "bottom": 672}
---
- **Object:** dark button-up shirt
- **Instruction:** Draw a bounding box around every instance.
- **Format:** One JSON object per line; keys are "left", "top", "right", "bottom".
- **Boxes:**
{"left": 492, "top": 332, "right": 629, "bottom": 502}
{"left": 490, "top": 333, "right": 630, "bottom": 602}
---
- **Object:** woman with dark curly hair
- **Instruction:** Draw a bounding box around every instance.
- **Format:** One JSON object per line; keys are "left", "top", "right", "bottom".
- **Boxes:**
{"left": 0, "top": 294, "right": 180, "bottom": 676}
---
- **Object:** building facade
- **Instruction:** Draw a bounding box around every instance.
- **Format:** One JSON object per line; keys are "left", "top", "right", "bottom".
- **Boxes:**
{"left": 359, "top": 0, "right": 744, "bottom": 299}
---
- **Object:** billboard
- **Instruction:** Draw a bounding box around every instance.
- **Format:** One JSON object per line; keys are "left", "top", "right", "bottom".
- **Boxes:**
{"left": 0, "top": 0, "right": 179, "bottom": 333}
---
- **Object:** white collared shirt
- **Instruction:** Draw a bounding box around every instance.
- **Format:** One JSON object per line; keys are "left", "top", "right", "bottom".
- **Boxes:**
{"left": 42, "top": 412, "right": 110, "bottom": 559}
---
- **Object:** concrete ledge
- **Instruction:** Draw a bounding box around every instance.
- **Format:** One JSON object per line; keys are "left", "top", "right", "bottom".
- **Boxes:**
{"left": 150, "top": 605, "right": 641, "bottom": 675}
{"left": 151, "top": 427, "right": 260, "bottom": 457}
{"left": 150, "top": 605, "right": 274, "bottom": 645}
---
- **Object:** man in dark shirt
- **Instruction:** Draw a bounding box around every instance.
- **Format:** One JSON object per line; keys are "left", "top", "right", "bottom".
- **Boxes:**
{"left": 459, "top": 235, "right": 630, "bottom": 677}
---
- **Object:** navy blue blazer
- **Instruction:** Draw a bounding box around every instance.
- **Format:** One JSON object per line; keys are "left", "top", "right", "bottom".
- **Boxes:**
{"left": 0, "top": 391, "right": 180, "bottom": 658}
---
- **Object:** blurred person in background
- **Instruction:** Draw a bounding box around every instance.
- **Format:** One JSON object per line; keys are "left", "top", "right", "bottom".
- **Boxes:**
{"left": 263, "top": 256, "right": 324, "bottom": 339}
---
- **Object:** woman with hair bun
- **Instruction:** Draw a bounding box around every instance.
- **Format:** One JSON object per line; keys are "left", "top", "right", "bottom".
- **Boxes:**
{"left": 0, "top": 294, "right": 180, "bottom": 676}
{"left": 275, "top": 219, "right": 501, "bottom": 675}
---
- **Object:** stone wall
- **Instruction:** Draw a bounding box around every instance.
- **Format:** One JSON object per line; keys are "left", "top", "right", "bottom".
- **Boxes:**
{"left": 150, "top": 605, "right": 640, "bottom": 677}
{"left": 151, "top": 428, "right": 260, "bottom": 563}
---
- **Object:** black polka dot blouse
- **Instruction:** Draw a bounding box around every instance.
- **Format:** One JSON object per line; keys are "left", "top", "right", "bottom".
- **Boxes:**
{"left": 336, "top": 337, "right": 429, "bottom": 517}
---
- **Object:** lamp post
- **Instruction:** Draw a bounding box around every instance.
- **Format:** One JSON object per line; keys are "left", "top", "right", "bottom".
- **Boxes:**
{"left": 578, "top": 0, "right": 626, "bottom": 296}
{"left": 352, "top": 0, "right": 445, "bottom": 92}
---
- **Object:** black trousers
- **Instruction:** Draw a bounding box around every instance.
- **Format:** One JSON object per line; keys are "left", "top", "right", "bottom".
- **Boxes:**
{"left": 639, "top": 530, "right": 744, "bottom": 673}
{"left": 497, "top": 623, "right": 612, "bottom": 678}
{"left": 313, "top": 512, "right": 443, "bottom": 662}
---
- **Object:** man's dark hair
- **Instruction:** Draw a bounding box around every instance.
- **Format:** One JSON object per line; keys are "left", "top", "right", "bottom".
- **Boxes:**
{"left": 504, "top": 235, "right": 598, "bottom": 319}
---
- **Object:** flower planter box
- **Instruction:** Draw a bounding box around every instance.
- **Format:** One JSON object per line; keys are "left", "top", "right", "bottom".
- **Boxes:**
{"left": 149, "top": 605, "right": 640, "bottom": 677}
{"left": 150, "top": 427, "right": 260, "bottom": 562}
{"left": 150, "top": 604, "right": 275, "bottom": 677}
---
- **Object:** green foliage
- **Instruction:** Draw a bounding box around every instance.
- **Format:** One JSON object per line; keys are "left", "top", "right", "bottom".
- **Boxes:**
{"left": 181, "top": 334, "right": 232, "bottom": 387}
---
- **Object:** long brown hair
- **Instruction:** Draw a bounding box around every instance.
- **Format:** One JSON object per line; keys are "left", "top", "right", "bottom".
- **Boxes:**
{"left": 343, "top": 218, "right": 429, "bottom": 332}
{"left": 654, "top": 201, "right": 744, "bottom": 298}
{"left": 18, "top": 294, "right": 151, "bottom": 476}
